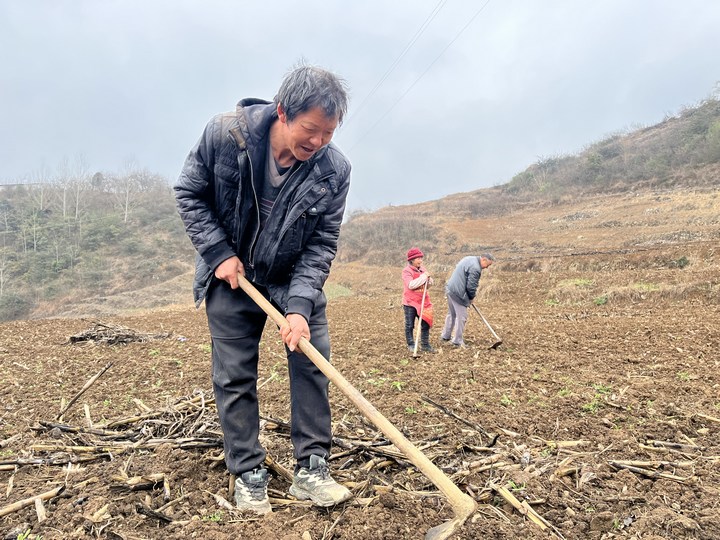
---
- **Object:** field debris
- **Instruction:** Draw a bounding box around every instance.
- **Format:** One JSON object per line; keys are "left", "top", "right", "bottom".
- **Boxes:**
{"left": 67, "top": 321, "right": 172, "bottom": 345}
{"left": 4, "top": 385, "right": 716, "bottom": 538}
{"left": 1, "top": 388, "right": 569, "bottom": 535}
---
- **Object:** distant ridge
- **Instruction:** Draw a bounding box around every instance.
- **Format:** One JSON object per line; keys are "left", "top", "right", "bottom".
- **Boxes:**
{"left": 337, "top": 94, "right": 720, "bottom": 265}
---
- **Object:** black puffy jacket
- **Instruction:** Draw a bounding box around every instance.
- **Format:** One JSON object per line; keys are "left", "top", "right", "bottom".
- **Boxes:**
{"left": 174, "top": 99, "right": 351, "bottom": 320}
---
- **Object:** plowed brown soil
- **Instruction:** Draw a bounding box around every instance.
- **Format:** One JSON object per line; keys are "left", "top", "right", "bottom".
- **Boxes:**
{"left": 1, "top": 188, "right": 719, "bottom": 540}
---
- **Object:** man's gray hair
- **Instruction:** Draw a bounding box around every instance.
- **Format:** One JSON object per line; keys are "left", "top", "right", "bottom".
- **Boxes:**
{"left": 480, "top": 253, "right": 495, "bottom": 261}
{"left": 275, "top": 63, "right": 349, "bottom": 124}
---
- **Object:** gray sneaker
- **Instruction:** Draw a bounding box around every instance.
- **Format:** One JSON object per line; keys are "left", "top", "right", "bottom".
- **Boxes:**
{"left": 234, "top": 468, "right": 271, "bottom": 515}
{"left": 289, "top": 455, "right": 352, "bottom": 507}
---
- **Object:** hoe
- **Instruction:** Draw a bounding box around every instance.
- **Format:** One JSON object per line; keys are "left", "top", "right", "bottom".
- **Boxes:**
{"left": 471, "top": 304, "right": 503, "bottom": 349}
{"left": 412, "top": 281, "right": 429, "bottom": 358}
{"left": 238, "top": 274, "right": 477, "bottom": 540}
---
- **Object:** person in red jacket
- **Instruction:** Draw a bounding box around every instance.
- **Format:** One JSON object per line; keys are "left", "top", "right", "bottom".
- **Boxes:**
{"left": 402, "top": 247, "right": 436, "bottom": 353}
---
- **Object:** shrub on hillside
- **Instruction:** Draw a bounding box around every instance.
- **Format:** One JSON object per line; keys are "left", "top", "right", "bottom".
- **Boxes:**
{"left": 0, "top": 293, "right": 35, "bottom": 321}
{"left": 82, "top": 216, "right": 123, "bottom": 250}
{"left": 338, "top": 216, "right": 441, "bottom": 263}
{"left": 501, "top": 96, "right": 720, "bottom": 200}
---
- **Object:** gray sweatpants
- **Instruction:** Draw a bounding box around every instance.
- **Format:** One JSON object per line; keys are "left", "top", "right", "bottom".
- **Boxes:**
{"left": 441, "top": 293, "right": 469, "bottom": 346}
{"left": 205, "top": 279, "right": 332, "bottom": 475}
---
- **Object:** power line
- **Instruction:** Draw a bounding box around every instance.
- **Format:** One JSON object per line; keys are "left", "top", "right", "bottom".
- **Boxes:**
{"left": 346, "top": 0, "right": 449, "bottom": 125}
{"left": 348, "top": 0, "right": 492, "bottom": 153}
{"left": 341, "top": 0, "right": 451, "bottom": 212}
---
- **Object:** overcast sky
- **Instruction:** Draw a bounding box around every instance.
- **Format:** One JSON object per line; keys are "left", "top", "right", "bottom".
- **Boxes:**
{"left": 2, "top": 1, "right": 719, "bottom": 211}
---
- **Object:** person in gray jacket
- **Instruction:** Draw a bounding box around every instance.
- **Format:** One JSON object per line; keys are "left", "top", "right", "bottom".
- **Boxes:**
{"left": 174, "top": 64, "right": 352, "bottom": 515}
{"left": 441, "top": 254, "right": 494, "bottom": 347}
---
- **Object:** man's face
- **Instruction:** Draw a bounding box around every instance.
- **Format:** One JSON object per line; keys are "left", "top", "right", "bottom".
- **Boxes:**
{"left": 411, "top": 257, "right": 423, "bottom": 268}
{"left": 279, "top": 106, "right": 339, "bottom": 162}
{"left": 480, "top": 258, "right": 493, "bottom": 270}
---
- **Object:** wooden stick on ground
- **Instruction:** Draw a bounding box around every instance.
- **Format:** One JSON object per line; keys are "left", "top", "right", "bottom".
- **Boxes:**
{"left": 0, "top": 485, "right": 65, "bottom": 518}
{"left": 264, "top": 454, "right": 294, "bottom": 484}
{"left": 136, "top": 502, "right": 173, "bottom": 523}
{"left": 491, "top": 484, "right": 564, "bottom": 539}
{"left": 0, "top": 434, "right": 21, "bottom": 448}
{"left": 34, "top": 497, "right": 47, "bottom": 523}
{"left": 83, "top": 404, "right": 93, "bottom": 428}
{"left": 638, "top": 444, "right": 702, "bottom": 457}
{"left": 110, "top": 473, "right": 165, "bottom": 492}
{"left": 204, "top": 490, "right": 234, "bottom": 511}
{"left": 609, "top": 459, "right": 694, "bottom": 469}
{"left": 647, "top": 440, "right": 705, "bottom": 452}
{"left": 157, "top": 493, "right": 189, "bottom": 513}
{"left": 694, "top": 412, "right": 720, "bottom": 424}
{"left": 420, "top": 395, "right": 498, "bottom": 445}
{"left": 56, "top": 362, "right": 113, "bottom": 420}
{"left": 608, "top": 461, "right": 690, "bottom": 483}
{"left": 5, "top": 470, "right": 15, "bottom": 497}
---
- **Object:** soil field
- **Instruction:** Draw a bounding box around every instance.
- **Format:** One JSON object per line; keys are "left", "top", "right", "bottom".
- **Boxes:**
{"left": 1, "top": 188, "right": 719, "bottom": 540}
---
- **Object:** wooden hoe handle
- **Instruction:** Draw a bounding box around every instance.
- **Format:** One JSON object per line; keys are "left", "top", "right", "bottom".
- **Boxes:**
{"left": 413, "top": 281, "right": 428, "bottom": 357}
{"left": 471, "top": 303, "right": 502, "bottom": 342}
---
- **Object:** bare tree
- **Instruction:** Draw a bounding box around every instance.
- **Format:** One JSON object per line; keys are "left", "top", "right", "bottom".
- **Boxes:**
{"left": 113, "top": 159, "right": 147, "bottom": 223}
{"left": 70, "top": 155, "right": 90, "bottom": 220}
{"left": 54, "top": 155, "right": 90, "bottom": 220}
{"left": 67, "top": 242, "right": 81, "bottom": 270}
{"left": 55, "top": 156, "right": 72, "bottom": 219}
{"left": 29, "top": 165, "right": 52, "bottom": 212}
{"left": 22, "top": 211, "right": 41, "bottom": 252}
{"left": 0, "top": 202, "right": 11, "bottom": 249}
{"left": 0, "top": 248, "right": 9, "bottom": 297}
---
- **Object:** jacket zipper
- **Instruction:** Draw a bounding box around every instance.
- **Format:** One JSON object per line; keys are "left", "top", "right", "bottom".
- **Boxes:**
{"left": 250, "top": 153, "right": 314, "bottom": 265}
{"left": 262, "top": 167, "right": 332, "bottom": 280}
{"left": 246, "top": 152, "right": 261, "bottom": 270}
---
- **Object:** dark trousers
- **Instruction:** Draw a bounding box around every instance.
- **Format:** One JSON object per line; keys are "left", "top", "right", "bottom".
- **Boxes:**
{"left": 403, "top": 305, "right": 430, "bottom": 347}
{"left": 205, "top": 279, "right": 332, "bottom": 475}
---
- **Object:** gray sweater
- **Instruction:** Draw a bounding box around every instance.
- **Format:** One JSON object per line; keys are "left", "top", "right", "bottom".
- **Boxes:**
{"left": 445, "top": 256, "right": 482, "bottom": 306}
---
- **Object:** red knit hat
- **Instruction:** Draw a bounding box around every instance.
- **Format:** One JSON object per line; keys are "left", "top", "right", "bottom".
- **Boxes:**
{"left": 406, "top": 247, "right": 424, "bottom": 261}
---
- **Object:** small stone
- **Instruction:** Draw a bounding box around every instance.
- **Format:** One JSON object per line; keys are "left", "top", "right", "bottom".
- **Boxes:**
{"left": 589, "top": 511, "right": 615, "bottom": 531}
{"left": 378, "top": 492, "right": 397, "bottom": 509}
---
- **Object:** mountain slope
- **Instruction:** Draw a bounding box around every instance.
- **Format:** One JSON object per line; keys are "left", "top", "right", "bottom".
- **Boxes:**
{"left": 337, "top": 95, "right": 720, "bottom": 266}
{"left": 1, "top": 95, "right": 718, "bottom": 320}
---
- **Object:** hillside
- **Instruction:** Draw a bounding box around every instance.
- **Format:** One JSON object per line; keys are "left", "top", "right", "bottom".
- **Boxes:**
{"left": 0, "top": 171, "right": 196, "bottom": 321}
{"left": 0, "top": 94, "right": 718, "bottom": 321}
{"left": 337, "top": 94, "right": 720, "bottom": 269}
